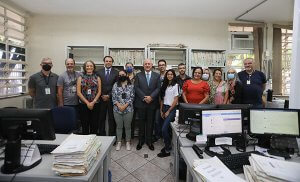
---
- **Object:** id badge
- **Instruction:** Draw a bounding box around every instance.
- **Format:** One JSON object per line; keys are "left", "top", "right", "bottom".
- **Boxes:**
{"left": 87, "top": 89, "right": 91, "bottom": 95}
{"left": 45, "top": 88, "right": 51, "bottom": 95}
{"left": 71, "top": 86, "right": 76, "bottom": 93}
{"left": 247, "top": 80, "right": 251, "bottom": 85}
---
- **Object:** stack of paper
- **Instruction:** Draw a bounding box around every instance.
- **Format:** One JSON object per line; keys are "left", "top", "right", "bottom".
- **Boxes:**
{"left": 193, "top": 157, "right": 245, "bottom": 182}
{"left": 51, "top": 134, "right": 102, "bottom": 176}
{"left": 244, "top": 154, "right": 300, "bottom": 182}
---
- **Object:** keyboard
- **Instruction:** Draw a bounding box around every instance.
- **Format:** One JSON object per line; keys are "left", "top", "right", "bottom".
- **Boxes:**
{"left": 37, "top": 144, "right": 59, "bottom": 155}
{"left": 218, "top": 151, "right": 261, "bottom": 174}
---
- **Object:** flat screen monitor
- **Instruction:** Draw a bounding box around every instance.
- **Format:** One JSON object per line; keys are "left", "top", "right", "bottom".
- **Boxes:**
{"left": 202, "top": 109, "right": 243, "bottom": 135}
{"left": 217, "top": 104, "right": 252, "bottom": 131}
{"left": 178, "top": 103, "right": 216, "bottom": 125}
{"left": 0, "top": 108, "right": 56, "bottom": 140}
{"left": 250, "top": 109, "right": 300, "bottom": 136}
{"left": 0, "top": 108, "right": 56, "bottom": 174}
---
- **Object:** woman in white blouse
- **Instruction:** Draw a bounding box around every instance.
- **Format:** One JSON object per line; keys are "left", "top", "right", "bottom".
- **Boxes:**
{"left": 157, "top": 69, "right": 179, "bottom": 158}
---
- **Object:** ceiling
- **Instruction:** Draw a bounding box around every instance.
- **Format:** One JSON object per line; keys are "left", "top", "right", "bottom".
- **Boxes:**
{"left": 7, "top": 0, "right": 294, "bottom": 23}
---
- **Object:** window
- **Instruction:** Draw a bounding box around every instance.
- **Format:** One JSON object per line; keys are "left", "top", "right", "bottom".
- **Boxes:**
{"left": 227, "top": 25, "right": 254, "bottom": 72}
{"left": 0, "top": 6, "right": 26, "bottom": 97}
{"left": 226, "top": 54, "right": 254, "bottom": 73}
{"left": 281, "top": 29, "right": 293, "bottom": 95}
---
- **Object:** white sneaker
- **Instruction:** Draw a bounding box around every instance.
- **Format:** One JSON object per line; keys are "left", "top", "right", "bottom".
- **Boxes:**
{"left": 116, "top": 142, "right": 122, "bottom": 151}
{"left": 126, "top": 142, "right": 131, "bottom": 151}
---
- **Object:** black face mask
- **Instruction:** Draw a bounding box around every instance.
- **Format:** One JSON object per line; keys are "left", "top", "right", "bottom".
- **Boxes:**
{"left": 42, "top": 64, "right": 51, "bottom": 71}
{"left": 119, "top": 76, "right": 127, "bottom": 82}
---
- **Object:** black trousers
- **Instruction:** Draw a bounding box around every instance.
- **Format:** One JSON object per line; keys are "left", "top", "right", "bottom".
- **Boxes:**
{"left": 137, "top": 107, "right": 155, "bottom": 144}
{"left": 79, "top": 103, "right": 100, "bottom": 135}
{"left": 98, "top": 100, "right": 115, "bottom": 136}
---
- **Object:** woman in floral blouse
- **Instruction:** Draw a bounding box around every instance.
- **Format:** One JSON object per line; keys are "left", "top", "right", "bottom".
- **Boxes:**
{"left": 77, "top": 60, "right": 101, "bottom": 135}
{"left": 112, "top": 70, "right": 135, "bottom": 151}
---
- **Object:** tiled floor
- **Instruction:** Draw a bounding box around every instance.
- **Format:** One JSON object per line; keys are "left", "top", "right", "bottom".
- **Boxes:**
{"left": 110, "top": 137, "right": 175, "bottom": 182}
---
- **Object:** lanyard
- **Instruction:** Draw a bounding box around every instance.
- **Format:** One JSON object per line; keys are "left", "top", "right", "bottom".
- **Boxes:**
{"left": 67, "top": 71, "right": 76, "bottom": 84}
{"left": 42, "top": 72, "right": 51, "bottom": 86}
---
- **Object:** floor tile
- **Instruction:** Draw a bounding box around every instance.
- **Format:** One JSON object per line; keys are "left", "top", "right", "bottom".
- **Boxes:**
{"left": 150, "top": 156, "right": 172, "bottom": 173}
{"left": 133, "top": 141, "right": 165, "bottom": 161}
{"left": 111, "top": 144, "right": 132, "bottom": 161}
{"left": 131, "top": 162, "right": 168, "bottom": 182}
{"left": 116, "top": 152, "right": 148, "bottom": 173}
{"left": 110, "top": 161, "right": 129, "bottom": 182}
{"left": 161, "top": 173, "right": 175, "bottom": 182}
{"left": 119, "top": 174, "right": 140, "bottom": 182}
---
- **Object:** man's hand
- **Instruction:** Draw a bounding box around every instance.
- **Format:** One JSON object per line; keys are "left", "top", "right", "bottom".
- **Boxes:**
{"left": 101, "top": 95, "right": 110, "bottom": 101}
{"left": 144, "top": 96, "right": 152, "bottom": 104}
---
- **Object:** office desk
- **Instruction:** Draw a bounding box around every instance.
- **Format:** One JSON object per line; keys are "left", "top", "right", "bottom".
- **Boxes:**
{"left": 0, "top": 134, "right": 116, "bottom": 182}
{"left": 171, "top": 122, "right": 195, "bottom": 182}
{"left": 180, "top": 146, "right": 300, "bottom": 182}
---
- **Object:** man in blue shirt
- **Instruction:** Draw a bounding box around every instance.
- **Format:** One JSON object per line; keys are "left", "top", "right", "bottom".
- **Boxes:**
{"left": 238, "top": 58, "right": 266, "bottom": 107}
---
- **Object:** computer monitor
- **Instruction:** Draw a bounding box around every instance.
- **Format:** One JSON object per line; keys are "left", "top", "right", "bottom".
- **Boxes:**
{"left": 0, "top": 108, "right": 56, "bottom": 174}
{"left": 217, "top": 104, "right": 253, "bottom": 132}
{"left": 250, "top": 109, "right": 300, "bottom": 136}
{"left": 202, "top": 109, "right": 243, "bottom": 136}
{"left": 178, "top": 103, "right": 216, "bottom": 125}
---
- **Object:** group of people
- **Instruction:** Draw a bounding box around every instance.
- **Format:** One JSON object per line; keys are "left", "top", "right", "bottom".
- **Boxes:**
{"left": 28, "top": 56, "right": 266, "bottom": 158}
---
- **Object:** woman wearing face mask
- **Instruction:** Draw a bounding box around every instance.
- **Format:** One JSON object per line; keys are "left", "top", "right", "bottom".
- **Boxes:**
{"left": 157, "top": 69, "right": 179, "bottom": 157}
{"left": 77, "top": 60, "right": 101, "bottom": 135}
{"left": 125, "top": 62, "right": 135, "bottom": 83}
{"left": 209, "top": 68, "right": 228, "bottom": 104}
{"left": 226, "top": 68, "right": 243, "bottom": 104}
{"left": 201, "top": 68, "right": 211, "bottom": 82}
{"left": 125, "top": 62, "right": 137, "bottom": 138}
{"left": 182, "top": 67, "right": 210, "bottom": 104}
{"left": 112, "top": 70, "right": 135, "bottom": 151}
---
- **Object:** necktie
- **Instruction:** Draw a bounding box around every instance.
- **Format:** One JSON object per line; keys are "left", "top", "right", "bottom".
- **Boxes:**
{"left": 105, "top": 69, "right": 110, "bottom": 81}
{"left": 146, "top": 73, "right": 150, "bottom": 86}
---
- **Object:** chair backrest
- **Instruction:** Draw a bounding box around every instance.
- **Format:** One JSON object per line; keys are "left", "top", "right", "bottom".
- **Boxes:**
{"left": 51, "top": 106, "right": 77, "bottom": 134}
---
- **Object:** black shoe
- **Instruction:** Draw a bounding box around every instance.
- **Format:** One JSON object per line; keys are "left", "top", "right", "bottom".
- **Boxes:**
{"left": 157, "top": 150, "right": 170, "bottom": 158}
{"left": 152, "top": 137, "right": 159, "bottom": 143}
{"left": 136, "top": 142, "right": 144, "bottom": 150}
{"left": 160, "top": 147, "right": 166, "bottom": 153}
{"left": 148, "top": 144, "right": 154, "bottom": 151}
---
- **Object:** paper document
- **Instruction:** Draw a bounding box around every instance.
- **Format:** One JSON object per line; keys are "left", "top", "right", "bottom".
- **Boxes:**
{"left": 196, "top": 134, "right": 207, "bottom": 145}
{"left": 215, "top": 137, "right": 232, "bottom": 145}
{"left": 250, "top": 154, "right": 300, "bottom": 182}
{"left": 193, "top": 157, "right": 245, "bottom": 182}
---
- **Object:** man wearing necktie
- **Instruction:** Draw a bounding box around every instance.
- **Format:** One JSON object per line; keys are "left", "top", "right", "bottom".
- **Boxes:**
{"left": 96, "top": 56, "right": 118, "bottom": 136}
{"left": 134, "top": 59, "right": 161, "bottom": 151}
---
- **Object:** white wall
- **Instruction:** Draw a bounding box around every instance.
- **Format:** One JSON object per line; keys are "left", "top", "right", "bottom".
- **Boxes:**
{"left": 27, "top": 15, "right": 229, "bottom": 75}
{"left": 2, "top": 15, "right": 229, "bottom": 107}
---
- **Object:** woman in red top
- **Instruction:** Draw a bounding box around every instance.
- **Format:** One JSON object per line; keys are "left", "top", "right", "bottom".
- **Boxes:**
{"left": 182, "top": 67, "right": 210, "bottom": 104}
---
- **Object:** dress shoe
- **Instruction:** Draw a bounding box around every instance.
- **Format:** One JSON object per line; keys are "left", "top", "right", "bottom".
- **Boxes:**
{"left": 157, "top": 150, "right": 170, "bottom": 158}
{"left": 136, "top": 142, "right": 144, "bottom": 150}
{"left": 148, "top": 144, "right": 154, "bottom": 151}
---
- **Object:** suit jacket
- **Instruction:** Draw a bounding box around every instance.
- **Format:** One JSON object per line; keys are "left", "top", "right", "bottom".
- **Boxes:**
{"left": 96, "top": 67, "right": 118, "bottom": 96}
{"left": 134, "top": 71, "right": 161, "bottom": 109}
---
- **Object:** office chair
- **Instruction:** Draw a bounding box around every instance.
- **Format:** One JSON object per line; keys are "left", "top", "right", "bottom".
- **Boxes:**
{"left": 51, "top": 106, "right": 77, "bottom": 134}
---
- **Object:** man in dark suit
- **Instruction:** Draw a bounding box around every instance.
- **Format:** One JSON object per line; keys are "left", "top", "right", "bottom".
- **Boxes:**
{"left": 96, "top": 56, "right": 118, "bottom": 136}
{"left": 135, "top": 59, "right": 161, "bottom": 150}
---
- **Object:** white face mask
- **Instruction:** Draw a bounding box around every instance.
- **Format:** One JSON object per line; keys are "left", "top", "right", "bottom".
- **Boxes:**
{"left": 202, "top": 74, "right": 209, "bottom": 81}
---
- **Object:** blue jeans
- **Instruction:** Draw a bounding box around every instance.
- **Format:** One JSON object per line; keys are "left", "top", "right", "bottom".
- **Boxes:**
{"left": 161, "top": 105, "right": 176, "bottom": 151}
{"left": 155, "top": 109, "right": 162, "bottom": 139}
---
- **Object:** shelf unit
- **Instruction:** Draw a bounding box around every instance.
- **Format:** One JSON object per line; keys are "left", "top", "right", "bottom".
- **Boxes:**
{"left": 147, "top": 47, "right": 188, "bottom": 74}
{"left": 67, "top": 46, "right": 107, "bottom": 72}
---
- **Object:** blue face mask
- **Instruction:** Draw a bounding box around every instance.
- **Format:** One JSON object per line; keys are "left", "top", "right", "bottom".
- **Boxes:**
{"left": 202, "top": 73, "right": 209, "bottom": 81}
{"left": 126, "top": 67, "right": 133, "bottom": 73}
{"left": 227, "top": 73, "right": 235, "bottom": 80}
